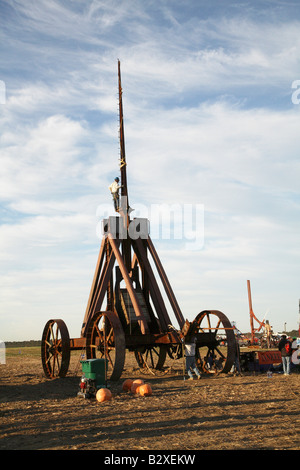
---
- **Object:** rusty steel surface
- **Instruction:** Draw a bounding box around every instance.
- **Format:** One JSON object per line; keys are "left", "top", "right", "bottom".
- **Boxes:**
{"left": 109, "top": 235, "right": 149, "bottom": 335}
{"left": 147, "top": 237, "right": 185, "bottom": 329}
{"left": 133, "top": 237, "right": 172, "bottom": 331}
{"left": 69, "top": 337, "right": 86, "bottom": 350}
{"left": 125, "top": 331, "right": 182, "bottom": 348}
{"left": 118, "top": 59, "right": 129, "bottom": 207}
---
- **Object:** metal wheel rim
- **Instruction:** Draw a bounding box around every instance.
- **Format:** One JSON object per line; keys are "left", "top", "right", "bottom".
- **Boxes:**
{"left": 41, "top": 319, "right": 70, "bottom": 378}
{"left": 193, "top": 310, "right": 236, "bottom": 374}
{"left": 86, "top": 311, "right": 125, "bottom": 381}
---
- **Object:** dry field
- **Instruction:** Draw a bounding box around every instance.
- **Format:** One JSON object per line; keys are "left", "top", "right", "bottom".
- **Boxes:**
{"left": 0, "top": 347, "right": 299, "bottom": 452}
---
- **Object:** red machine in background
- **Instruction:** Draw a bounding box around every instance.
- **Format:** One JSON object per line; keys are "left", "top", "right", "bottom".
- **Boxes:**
{"left": 247, "top": 280, "right": 279, "bottom": 348}
{"left": 247, "top": 280, "right": 266, "bottom": 345}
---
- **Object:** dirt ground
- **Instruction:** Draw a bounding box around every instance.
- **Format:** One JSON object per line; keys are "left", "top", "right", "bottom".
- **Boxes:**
{"left": 0, "top": 350, "right": 299, "bottom": 452}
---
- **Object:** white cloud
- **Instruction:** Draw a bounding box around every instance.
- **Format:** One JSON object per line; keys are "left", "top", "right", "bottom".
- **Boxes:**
{"left": 0, "top": 114, "right": 92, "bottom": 200}
{"left": 125, "top": 101, "right": 300, "bottom": 212}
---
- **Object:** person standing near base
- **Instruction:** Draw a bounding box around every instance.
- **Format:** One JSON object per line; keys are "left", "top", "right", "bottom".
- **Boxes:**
{"left": 278, "top": 334, "right": 292, "bottom": 375}
{"left": 184, "top": 336, "right": 201, "bottom": 380}
{"left": 231, "top": 341, "right": 242, "bottom": 376}
{"left": 264, "top": 320, "right": 272, "bottom": 348}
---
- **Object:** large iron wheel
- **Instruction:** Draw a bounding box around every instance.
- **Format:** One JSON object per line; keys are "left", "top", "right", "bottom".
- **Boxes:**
{"left": 86, "top": 311, "right": 125, "bottom": 381}
{"left": 135, "top": 345, "right": 167, "bottom": 371}
{"left": 193, "top": 310, "right": 236, "bottom": 374}
{"left": 41, "top": 319, "right": 70, "bottom": 378}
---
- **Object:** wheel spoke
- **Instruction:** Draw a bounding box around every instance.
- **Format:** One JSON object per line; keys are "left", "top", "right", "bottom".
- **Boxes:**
{"left": 94, "top": 325, "right": 102, "bottom": 338}
{"left": 135, "top": 346, "right": 167, "bottom": 372}
{"left": 106, "top": 327, "right": 113, "bottom": 343}
{"left": 214, "top": 346, "right": 225, "bottom": 358}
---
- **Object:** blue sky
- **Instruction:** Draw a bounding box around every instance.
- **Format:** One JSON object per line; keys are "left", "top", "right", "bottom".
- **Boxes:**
{"left": 1, "top": 0, "right": 300, "bottom": 341}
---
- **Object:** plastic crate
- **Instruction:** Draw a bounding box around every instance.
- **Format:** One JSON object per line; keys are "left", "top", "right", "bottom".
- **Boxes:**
{"left": 80, "top": 359, "right": 108, "bottom": 388}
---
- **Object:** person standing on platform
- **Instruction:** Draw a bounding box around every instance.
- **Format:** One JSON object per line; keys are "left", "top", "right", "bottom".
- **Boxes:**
{"left": 108, "top": 177, "right": 121, "bottom": 212}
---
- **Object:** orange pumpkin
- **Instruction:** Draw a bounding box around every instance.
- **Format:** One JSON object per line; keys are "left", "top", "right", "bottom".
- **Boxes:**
{"left": 130, "top": 379, "right": 144, "bottom": 394}
{"left": 122, "top": 379, "right": 133, "bottom": 392}
{"left": 139, "top": 383, "right": 152, "bottom": 397}
{"left": 96, "top": 388, "right": 112, "bottom": 402}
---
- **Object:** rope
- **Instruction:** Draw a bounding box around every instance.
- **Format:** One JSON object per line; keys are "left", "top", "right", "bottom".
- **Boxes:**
{"left": 138, "top": 345, "right": 182, "bottom": 377}
{"left": 139, "top": 365, "right": 175, "bottom": 377}
{"left": 72, "top": 347, "right": 86, "bottom": 377}
{"left": 139, "top": 362, "right": 156, "bottom": 376}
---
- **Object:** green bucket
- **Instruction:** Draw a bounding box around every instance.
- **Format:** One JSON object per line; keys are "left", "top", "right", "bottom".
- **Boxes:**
{"left": 80, "top": 358, "right": 108, "bottom": 388}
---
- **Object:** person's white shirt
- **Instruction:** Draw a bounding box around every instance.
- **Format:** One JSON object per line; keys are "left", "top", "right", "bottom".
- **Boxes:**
{"left": 185, "top": 341, "right": 196, "bottom": 356}
{"left": 109, "top": 181, "right": 120, "bottom": 194}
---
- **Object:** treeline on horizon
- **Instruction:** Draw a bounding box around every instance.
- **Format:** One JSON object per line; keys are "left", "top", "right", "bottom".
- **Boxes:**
{"left": 4, "top": 329, "right": 300, "bottom": 348}
{"left": 5, "top": 340, "right": 41, "bottom": 348}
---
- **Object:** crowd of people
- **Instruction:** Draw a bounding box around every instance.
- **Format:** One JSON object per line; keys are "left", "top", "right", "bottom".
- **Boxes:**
{"left": 236, "top": 334, "right": 299, "bottom": 376}
{"left": 183, "top": 333, "right": 300, "bottom": 379}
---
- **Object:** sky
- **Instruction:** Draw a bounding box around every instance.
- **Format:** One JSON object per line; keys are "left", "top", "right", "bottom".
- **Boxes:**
{"left": 1, "top": 0, "right": 300, "bottom": 342}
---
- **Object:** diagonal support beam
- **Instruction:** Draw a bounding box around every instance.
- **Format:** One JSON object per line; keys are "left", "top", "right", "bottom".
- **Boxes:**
{"left": 134, "top": 238, "right": 171, "bottom": 332}
{"left": 147, "top": 236, "right": 185, "bottom": 329}
{"left": 92, "top": 246, "right": 116, "bottom": 315}
{"left": 108, "top": 234, "right": 149, "bottom": 334}
{"left": 81, "top": 238, "right": 118, "bottom": 337}
{"left": 81, "top": 237, "right": 106, "bottom": 336}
